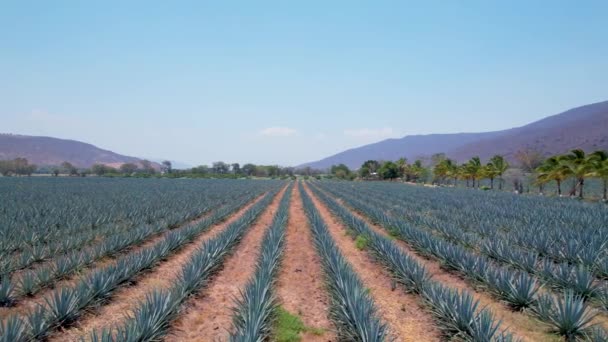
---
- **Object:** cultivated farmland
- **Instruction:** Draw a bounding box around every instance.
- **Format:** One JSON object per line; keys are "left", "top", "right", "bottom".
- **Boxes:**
{"left": 1, "top": 178, "right": 607, "bottom": 341}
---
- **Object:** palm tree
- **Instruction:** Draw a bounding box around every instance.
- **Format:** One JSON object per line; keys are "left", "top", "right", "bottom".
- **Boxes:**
{"left": 490, "top": 155, "right": 509, "bottom": 190}
{"left": 439, "top": 159, "right": 458, "bottom": 186}
{"left": 536, "top": 156, "right": 571, "bottom": 196}
{"left": 483, "top": 163, "right": 499, "bottom": 189}
{"left": 466, "top": 157, "right": 482, "bottom": 188}
{"left": 535, "top": 171, "right": 551, "bottom": 194}
{"left": 590, "top": 150, "right": 608, "bottom": 201}
{"left": 446, "top": 160, "right": 459, "bottom": 186}
{"left": 433, "top": 158, "right": 455, "bottom": 185}
{"left": 560, "top": 149, "right": 595, "bottom": 198}
{"left": 458, "top": 164, "right": 470, "bottom": 187}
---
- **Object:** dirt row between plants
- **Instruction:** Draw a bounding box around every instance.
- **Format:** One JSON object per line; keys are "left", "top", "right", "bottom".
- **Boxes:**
{"left": 310, "top": 183, "right": 560, "bottom": 342}
{"left": 49, "top": 190, "right": 273, "bottom": 342}
{"left": 273, "top": 185, "right": 336, "bottom": 341}
{"left": 0, "top": 200, "right": 233, "bottom": 321}
{"left": 302, "top": 183, "right": 442, "bottom": 342}
{"left": 165, "top": 185, "right": 289, "bottom": 341}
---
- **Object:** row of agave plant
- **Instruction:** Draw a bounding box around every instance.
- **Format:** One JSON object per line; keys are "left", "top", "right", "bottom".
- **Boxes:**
{"left": 315, "top": 181, "right": 608, "bottom": 341}
{"left": 299, "top": 182, "right": 390, "bottom": 341}
{"left": 346, "top": 180, "right": 608, "bottom": 280}
{"left": 307, "top": 182, "right": 516, "bottom": 341}
{"left": 85, "top": 186, "right": 284, "bottom": 341}
{"left": 0, "top": 189, "right": 261, "bottom": 306}
{"left": 0, "top": 187, "right": 279, "bottom": 342}
{"left": 0, "top": 179, "right": 276, "bottom": 263}
{"left": 1, "top": 221, "right": 138, "bottom": 277}
{"left": 323, "top": 182, "right": 608, "bottom": 312}
{"left": 230, "top": 183, "right": 293, "bottom": 341}
{"left": 0, "top": 180, "right": 270, "bottom": 278}
{"left": 393, "top": 192, "right": 608, "bottom": 282}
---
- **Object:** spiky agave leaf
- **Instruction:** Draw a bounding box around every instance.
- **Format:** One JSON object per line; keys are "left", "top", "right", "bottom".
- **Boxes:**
{"left": 120, "top": 290, "right": 181, "bottom": 341}
{"left": 468, "top": 309, "right": 514, "bottom": 342}
{"left": 568, "top": 267, "right": 600, "bottom": 299}
{"left": 44, "top": 287, "right": 82, "bottom": 327}
{"left": 0, "top": 277, "right": 15, "bottom": 306}
{"left": 0, "top": 315, "right": 27, "bottom": 342}
{"left": 86, "top": 327, "right": 115, "bottom": 342}
{"left": 489, "top": 271, "right": 539, "bottom": 310}
{"left": 18, "top": 271, "right": 38, "bottom": 296}
{"left": 534, "top": 292, "right": 597, "bottom": 341}
{"left": 26, "top": 305, "right": 51, "bottom": 340}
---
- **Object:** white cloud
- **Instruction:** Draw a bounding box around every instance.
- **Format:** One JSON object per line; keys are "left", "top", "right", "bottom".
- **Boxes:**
{"left": 258, "top": 126, "right": 297, "bottom": 137}
{"left": 343, "top": 127, "right": 394, "bottom": 139}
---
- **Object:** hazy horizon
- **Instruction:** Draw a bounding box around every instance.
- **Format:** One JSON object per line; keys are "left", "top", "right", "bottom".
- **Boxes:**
{"left": 2, "top": 1, "right": 607, "bottom": 166}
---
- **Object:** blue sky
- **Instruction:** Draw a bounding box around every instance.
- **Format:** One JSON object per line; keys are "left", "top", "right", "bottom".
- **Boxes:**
{"left": 1, "top": 1, "right": 607, "bottom": 167}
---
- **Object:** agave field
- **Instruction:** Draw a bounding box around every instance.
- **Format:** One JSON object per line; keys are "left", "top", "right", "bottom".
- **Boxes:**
{"left": 1, "top": 177, "right": 607, "bottom": 341}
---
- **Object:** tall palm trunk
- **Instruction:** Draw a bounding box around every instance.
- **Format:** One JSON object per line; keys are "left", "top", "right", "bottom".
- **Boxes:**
{"left": 556, "top": 179, "right": 561, "bottom": 196}
{"left": 578, "top": 178, "right": 584, "bottom": 198}
{"left": 498, "top": 177, "right": 503, "bottom": 190}
{"left": 490, "top": 177, "right": 494, "bottom": 189}
{"left": 569, "top": 179, "right": 577, "bottom": 196}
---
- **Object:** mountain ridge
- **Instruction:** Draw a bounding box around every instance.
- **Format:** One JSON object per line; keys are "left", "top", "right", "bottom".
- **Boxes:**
{"left": 299, "top": 100, "right": 608, "bottom": 169}
{"left": 0, "top": 133, "right": 157, "bottom": 168}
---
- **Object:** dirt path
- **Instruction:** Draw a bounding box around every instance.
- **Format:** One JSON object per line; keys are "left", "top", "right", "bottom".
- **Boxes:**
{"left": 313, "top": 184, "right": 560, "bottom": 342}
{"left": 0, "top": 201, "right": 228, "bottom": 321}
{"left": 165, "top": 186, "right": 289, "bottom": 342}
{"left": 49, "top": 192, "right": 270, "bottom": 342}
{"left": 302, "top": 183, "right": 441, "bottom": 342}
{"left": 274, "top": 185, "right": 336, "bottom": 342}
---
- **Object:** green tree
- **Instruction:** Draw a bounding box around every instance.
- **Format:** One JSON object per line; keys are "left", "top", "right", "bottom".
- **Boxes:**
{"left": 361, "top": 160, "right": 380, "bottom": 174}
{"left": 212, "top": 161, "right": 230, "bottom": 174}
{"left": 192, "top": 165, "right": 209, "bottom": 175}
{"left": 92, "top": 163, "right": 111, "bottom": 176}
{"left": 590, "top": 150, "right": 608, "bottom": 201}
{"left": 161, "top": 160, "right": 172, "bottom": 174}
{"left": 396, "top": 158, "right": 408, "bottom": 179}
{"left": 61, "top": 161, "right": 78, "bottom": 176}
{"left": 559, "top": 149, "right": 594, "bottom": 198}
{"left": 465, "top": 157, "right": 482, "bottom": 188}
{"left": 482, "top": 163, "right": 499, "bottom": 189}
{"left": 359, "top": 166, "right": 370, "bottom": 179}
{"left": 267, "top": 165, "right": 281, "bottom": 177}
{"left": 378, "top": 161, "right": 399, "bottom": 180}
{"left": 489, "top": 155, "right": 509, "bottom": 190}
{"left": 405, "top": 160, "right": 425, "bottom": 182}
{"left": 242, "top": 163, "right": 256, "bottom": 176}
{"left": 14, "top": 158, "right": 36, "bottom": 176}
{"left": 120, "top": 163, "right": 138, "bottom": 174}
{"left": 331, "top": 164, "right": 353, "bottom": 180}
{"left": 433, "top": 158, "right": 457, "bottom": 185}
{"left": 536, "top": 156, "right": 571, "bottom": 196}
{"left": 231, "top": 163, "right": 241, "bottom": 175}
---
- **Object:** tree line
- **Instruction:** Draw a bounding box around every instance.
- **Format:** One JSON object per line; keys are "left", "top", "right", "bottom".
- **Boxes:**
{"left": 327, "top": 148, "right": 608, "bottom": 201}
{"left": 0, "top": 158, "right": 37, "bottom": 176}
{"left": 329, "top": 158, "right": 430, "bottom": 182}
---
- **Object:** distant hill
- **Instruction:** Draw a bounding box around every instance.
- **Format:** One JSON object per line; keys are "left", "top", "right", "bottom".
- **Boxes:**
{"left": 0, "top": 134, "right": 157, "bottom": 168}
{"left": 299, "top": 100, "right": 608, "bottom": 169}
